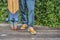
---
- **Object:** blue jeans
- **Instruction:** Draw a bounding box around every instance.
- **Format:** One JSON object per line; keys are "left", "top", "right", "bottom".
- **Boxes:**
{"left": 19, "top": 0, "right": 35, "bottom": 27}
{"left": 9, "top": 11, "right": 18, "bottom": 23}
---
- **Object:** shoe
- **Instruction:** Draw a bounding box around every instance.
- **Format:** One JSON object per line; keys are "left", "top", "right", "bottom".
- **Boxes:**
{"left": 28, "top": 27, "right": 36, "bottom": 35}
{"left": 21, "top": 24, "right": 27, "bottom": 30}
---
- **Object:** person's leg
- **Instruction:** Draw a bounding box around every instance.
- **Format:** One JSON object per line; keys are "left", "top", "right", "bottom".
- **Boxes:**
{"left": 9, "top": 11, "right": 18, "bottom": 30}
{"left": 26, "top": 0, "right": 35, "bottom": 27}
{"left": 14, "top": 11, "right": 18, "bottom": 22}
{"left": 9, "top": 12, "right": 14, "bottom": 30}
{"left": 26, "top": 0, "right": 36, "bottom": 34}
{"left": 13, "top": 11, "right": 18, "bottom": 30}
{"left": 19, "top": 0, "right": 27, "bottom": 29}
{"left": 9, "top": 12, "right": 13, "bottom": 21}
{"left": 19, "top": 0, "right": 27, "bottom": 24}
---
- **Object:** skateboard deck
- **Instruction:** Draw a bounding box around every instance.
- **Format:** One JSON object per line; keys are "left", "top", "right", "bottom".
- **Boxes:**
{"left": 7, "top": 0, "right": 19, "bottom": 14}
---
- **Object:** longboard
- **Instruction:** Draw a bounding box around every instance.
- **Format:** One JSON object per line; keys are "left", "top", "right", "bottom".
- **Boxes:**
{"left": 7, "top": 0, "right": 19, "bottom": 14}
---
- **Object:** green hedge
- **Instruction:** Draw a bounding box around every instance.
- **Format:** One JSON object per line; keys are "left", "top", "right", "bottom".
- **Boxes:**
{"left": 0, "top": 0, "right": 60, "bottom": 28}
{"left": 0, "top": 0, "right": 8, "bottom": 21}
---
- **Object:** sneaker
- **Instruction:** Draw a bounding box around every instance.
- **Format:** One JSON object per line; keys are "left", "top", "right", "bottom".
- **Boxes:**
{"left": 28, "top": 27, "right": 36, "bottom": 35}
{"left": 21, "top": 24, "right": 27, "bottom": 30}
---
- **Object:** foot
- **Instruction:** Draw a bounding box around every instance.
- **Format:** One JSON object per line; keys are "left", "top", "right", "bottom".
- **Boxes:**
{"left": 11, "top": 26, "right": 17, "bottom": 30}
{"left": 28, "top": 27, "right": 37, "bottom": 35}
{"left": 21, "top": 24, "right": 27, "bottom": 30}
{"left": 10, "top": 23, "right": 17, "bottom": 30}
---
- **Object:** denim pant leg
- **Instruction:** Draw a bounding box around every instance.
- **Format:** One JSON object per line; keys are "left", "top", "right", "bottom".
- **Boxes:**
{"left": 9, "top": 12, "right": 13, "bottom": 21}
{"left": 26, "top": 0, "right": 35, "bottom": 27}
{"left": 19, "top": 0, "right": 27, "bottom": 24}
{"left": 14, "top": 11, "right": 18, "bottom": 23}
{"left": 9, "top": 11, "right": 18, "bottom": 23}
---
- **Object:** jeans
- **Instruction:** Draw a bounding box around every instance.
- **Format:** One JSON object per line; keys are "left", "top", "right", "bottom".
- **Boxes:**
{"left": 19, "top": 0, "right": 35, "bottom": 27}
{"left": 9, "top": 11, "right": 18, "bottom": 23}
